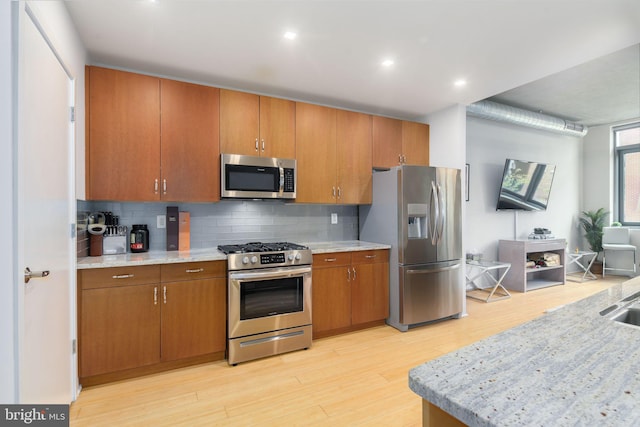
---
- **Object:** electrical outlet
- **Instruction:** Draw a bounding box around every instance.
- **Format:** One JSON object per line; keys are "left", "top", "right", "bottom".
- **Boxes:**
{"left": 157, "top": 215, "right": 166, "bottom": 229}
{"left": 331, "top": 213, "right": 338, "bottom": 224}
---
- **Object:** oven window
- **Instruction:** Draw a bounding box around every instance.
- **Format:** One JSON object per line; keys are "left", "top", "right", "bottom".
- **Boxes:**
{"left": 226, "top": 165, "right": 278, "bottom": 192}
{"left": 240, "top": 276, "right": 303, "bottom": 320}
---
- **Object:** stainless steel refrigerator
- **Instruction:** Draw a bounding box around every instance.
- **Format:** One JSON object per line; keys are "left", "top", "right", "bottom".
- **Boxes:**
{"left": 359, "top": 165, "right": 463, "bottom": 332}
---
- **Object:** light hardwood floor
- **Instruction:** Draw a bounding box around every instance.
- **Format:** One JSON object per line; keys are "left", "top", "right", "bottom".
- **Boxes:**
{"left": 70, "top": 276, "right": 626, "bottom": 426}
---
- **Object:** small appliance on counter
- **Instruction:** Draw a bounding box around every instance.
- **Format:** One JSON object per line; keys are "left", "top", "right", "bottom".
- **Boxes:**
{"left": 528, "top": 227, "right": 555, "bottom": 239}
{"left": 88, "top": 212, "right": 106, "bottom": 257}
{"left": 130, "top": 224, "right": 149, "bottom": 253}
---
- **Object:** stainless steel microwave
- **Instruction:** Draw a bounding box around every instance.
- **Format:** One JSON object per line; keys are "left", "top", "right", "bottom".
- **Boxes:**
{"left": 221, "top": 153, "right": 296, "bottom": 199}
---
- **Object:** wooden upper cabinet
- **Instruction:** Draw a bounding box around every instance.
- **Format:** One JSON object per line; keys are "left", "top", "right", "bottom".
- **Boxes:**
{"left": 87, "top": 66, "right": 161, "bottom": 201}
{"left": 295, "top": 102, "right": 337, "bottom": 204}
{"left": 336, "top": 110, "right": 372, "bottom": 204}
{"left": 220, "top": 90, "right": 295, "bottom": 158}
{"left": 372, "top": 116, "right": 402, "bottom": 169}
{"left": 220, "top": 89, "right": 259, "bottom": 156}
{"left": 160, "top": 79, "right": 220, "bottom": 202}
{"left": 372, "top": 116, "right": 430, "bottom": 168}
{"left": 259, "top": 96, "right": 296, "bottom": 158}
{"left": 402, "top": 121, "right": 429, "bottom": 166}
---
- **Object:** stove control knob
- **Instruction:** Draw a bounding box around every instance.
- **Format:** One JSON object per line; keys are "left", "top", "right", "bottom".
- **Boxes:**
{"left": 288, "top": 254, "right": 294, "bottom": 261}
{"left": 295, "top": 253, "right": 302, "bottom": 260}
{"left": 242, "top": 256, "right": 249, "bottom": 265}
{"left": 251, "top": 256, "right": 258, "bottom": 264}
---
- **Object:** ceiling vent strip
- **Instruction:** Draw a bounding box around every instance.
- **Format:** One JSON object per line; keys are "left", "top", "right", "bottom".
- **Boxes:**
{"left": 467, "top": 100, "right": 588, "bottom": 137}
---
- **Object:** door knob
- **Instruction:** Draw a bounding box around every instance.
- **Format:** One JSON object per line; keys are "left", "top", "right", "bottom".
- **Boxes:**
{"left": 24, "top": 267, "right": 50, "bottom": 284}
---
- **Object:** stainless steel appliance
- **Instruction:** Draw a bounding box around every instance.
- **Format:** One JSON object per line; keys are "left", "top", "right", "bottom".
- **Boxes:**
{"left": 218, "top": 242, "right": 312, "bottom": 365}
{"left": 359, "top": 165, "right": 463, "bottom": 331}
{"left": 221, "top": 153, "right": 296, "bottom": 200}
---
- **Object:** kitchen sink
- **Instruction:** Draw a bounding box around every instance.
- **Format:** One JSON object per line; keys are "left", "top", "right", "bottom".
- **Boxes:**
{"left": 611, "top": 307, "right": 640, "bottom": 327}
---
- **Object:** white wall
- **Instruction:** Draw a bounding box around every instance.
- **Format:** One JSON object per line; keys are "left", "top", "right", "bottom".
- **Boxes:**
{"left": 1, "top": 0, "right": 17, "bottom": 404}
{"left": 465, "top": 116, "right": 583, "bottom": 261}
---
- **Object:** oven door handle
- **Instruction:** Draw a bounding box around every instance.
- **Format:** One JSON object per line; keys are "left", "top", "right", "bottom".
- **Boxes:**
{"left": 229, "top": 266, "right": 311, "bottom": 281}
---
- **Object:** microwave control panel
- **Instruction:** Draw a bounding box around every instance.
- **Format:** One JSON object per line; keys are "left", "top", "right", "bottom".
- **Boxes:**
{"left": 284, "top": 169, "right": 295, "bottom": 192}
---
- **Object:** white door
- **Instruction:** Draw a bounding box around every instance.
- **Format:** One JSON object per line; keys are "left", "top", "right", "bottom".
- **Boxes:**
{"left": 17, "top": 5, "right": 75, "bottom": 403}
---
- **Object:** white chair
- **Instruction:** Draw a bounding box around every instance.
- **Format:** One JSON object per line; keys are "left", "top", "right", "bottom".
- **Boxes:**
{"left": 602, "top": 227, "right": 637, "bottom": 277}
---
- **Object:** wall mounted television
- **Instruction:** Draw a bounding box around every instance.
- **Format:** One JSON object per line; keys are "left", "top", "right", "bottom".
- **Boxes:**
{"left": 496, "top": 159, "right": 556, "bottom": 211}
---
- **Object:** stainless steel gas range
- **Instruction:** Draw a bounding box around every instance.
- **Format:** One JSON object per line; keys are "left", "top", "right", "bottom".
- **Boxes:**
{"left": 217, "top": 242, "right": 313, "bottom": 365}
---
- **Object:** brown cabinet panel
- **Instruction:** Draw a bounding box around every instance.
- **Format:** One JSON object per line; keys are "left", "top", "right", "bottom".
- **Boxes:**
{"left": 161, "top": 278, "right": 226, "bottom": 361}
{"left": 80, "top": 284, "right": 160, "bottom": 377}
{"left": 79, "top": 265, "right": 161, "bottom": 290}
{"left": 372, "top": 116, "right": 402, "bottom": 169}
{"left": 402, "top": 121, "right": 429, "bottom": 166}
{"left": 219, "top": 89, "right": 260, "bottom": 156}
{"left": 161, "top": 79, "right": 220, "bottom": 202}
{"left": 259, "top": 96, "right": 296, "bottom": 159}
{"left": 312, "top": 266, "right": 351, "bottom": 335}
{"left": 337, "top": 110, "right": 372, "bottom": 204}
{"left": 352, "top": 261, "right": 390, "bottom": 324}
{"left": 312, "top": 252, "right": 352, "bottom": 268}
{"left": 87, "top": 66, "right": 160, "bottom": 201}
{"left": 160, "top": 261, "right": 226, "bottom": 283}
{"left": 295, "top": 102, "right": 337, "bottom": 203}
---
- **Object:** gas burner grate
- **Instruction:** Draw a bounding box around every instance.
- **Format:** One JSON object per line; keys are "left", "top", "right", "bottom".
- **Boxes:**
{"left": 217, "top": 242, "right": 308, "bottom": 254}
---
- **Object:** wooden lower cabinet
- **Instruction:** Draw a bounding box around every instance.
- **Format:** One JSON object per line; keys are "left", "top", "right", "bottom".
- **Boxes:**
{"left": 80, "top": 283, "right": 161, "bottom": 377}
{"left": 78, "top": 262, "right": 227, "bottom": 385}
{"left": 161, "top": 277, "right": 226, "bottom": 362}
{"left": 312, "top": 249, "right": 389, "bottom": 338}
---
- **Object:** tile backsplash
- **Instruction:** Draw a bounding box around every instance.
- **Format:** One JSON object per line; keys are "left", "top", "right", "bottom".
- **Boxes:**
{"left": 78, "top": 200, "right": 359, "bottom": 252}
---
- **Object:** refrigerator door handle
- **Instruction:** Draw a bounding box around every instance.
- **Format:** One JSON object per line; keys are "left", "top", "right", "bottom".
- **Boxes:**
{"left": 406, "top": 264, "right": 460, "bottom": 275}
{"left": 436, "top": 183, "right": 445, "bottom": 244}
{"left": 430, "top": 181, "right": 439, "bottom": 245}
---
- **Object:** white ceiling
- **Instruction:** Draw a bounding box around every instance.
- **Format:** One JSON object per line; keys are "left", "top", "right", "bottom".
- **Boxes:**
{"left": 64, "top": 0, "right": 640, "bottom": 125}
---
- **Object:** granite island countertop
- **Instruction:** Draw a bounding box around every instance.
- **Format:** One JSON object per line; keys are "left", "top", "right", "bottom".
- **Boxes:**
{"left": 409, "top": 275, "right": 640, "bottom": 426}
{"left": 77, "top": 240, "right": 390, "bottom": 269}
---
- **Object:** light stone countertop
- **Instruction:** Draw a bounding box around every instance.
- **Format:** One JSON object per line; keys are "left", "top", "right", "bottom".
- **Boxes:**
{"left": 76, "top": 240, "right": 390, "bottom": 269}
{"left": 409, "top": 275, "right": 640, "bottom": 426}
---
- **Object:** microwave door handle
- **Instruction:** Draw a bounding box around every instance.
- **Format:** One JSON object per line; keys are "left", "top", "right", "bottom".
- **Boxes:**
{"left": 279, "top": 166, "right": 284, "bottom": 194}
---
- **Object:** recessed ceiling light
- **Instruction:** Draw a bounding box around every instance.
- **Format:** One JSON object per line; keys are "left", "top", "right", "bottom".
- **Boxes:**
{"left": 454, "top": 79, "right": 467, "bottom": 87}
{"left": 284, "top": 31, "right": 297, "bottom": 40}
{"left": 382, "top": 59, "right": 394, "bottom": 67}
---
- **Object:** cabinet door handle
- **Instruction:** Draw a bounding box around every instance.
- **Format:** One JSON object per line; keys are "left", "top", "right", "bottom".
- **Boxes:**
{"left": 337, "top": 187, "right": 341, "bottom": 199}
{"left": 347, "top": 268, "right": 351, "bottom": 281}
{"left": 365, "top": 255, "right": 377, "bottom": 259}
{"left": 255, "top": 138, "right": 259, "bottom": 151}
{"left": 163, "top": 286, "right": 167, "bottom": 304}
{"left": 154, "top": 179, "right": 159, "bottom": 194}
{"left": 112, "top": 274, "right": 134, "bottom": 279}
{"left": 185, "top": 268, "right": 204, "bottom": 274}
{"left": 352, "top": 267, "right": 357, "bottom": 280}
{"left": 261, "top": 139, "right": 265, "bottom": 152}
{"left": 154, "top": 286, "right": 158, "bottom": 305}
{"left": 163, "top": 179, "right": 167, "bottom": 194}
{"left": 324, "top": 258, "right": 337, "bottom": 262}
{"left": 398, "top": 154, "right": 402, "bottom": 164}
{"left": 332, "top": 187, "right": 336, "bottom": 198}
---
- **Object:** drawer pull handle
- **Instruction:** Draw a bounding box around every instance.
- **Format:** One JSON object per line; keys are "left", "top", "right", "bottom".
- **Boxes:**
{"left": 112, "top": 274, "right": 134, "bottom": 279}
{"left": 185, "top": 268, "right": 204, "bottom": 274}
{"left": 325, "top": 258, "right": 337, "bottom": 262}
{"left": 365, "top": 255, "right": 377, "bottom": 259}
